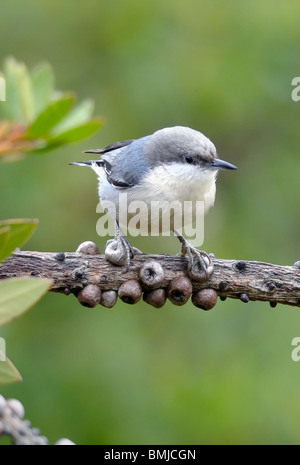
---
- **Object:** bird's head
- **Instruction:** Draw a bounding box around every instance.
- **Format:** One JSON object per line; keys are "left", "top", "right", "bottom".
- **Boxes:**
{"left": 144, "top": 126, "right": 237, "bottom": 172}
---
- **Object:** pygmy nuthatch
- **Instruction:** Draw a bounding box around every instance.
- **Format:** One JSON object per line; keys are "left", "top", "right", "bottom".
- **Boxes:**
{"left": 71, "top": 126, "right": 237, "bottom": 274}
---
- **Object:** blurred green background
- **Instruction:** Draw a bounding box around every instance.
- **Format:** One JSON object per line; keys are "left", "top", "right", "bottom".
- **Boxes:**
{"left": 0, "top": 0, "right": 299, "bottom": 445}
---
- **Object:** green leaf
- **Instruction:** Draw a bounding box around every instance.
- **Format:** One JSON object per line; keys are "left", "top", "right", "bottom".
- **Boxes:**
{"left": 47, "top": 119, "right": 103, "bottom": 147}
{"left": 26, "top": 94, "right": 75, "bottom": 138}
{"left": 51, "top": 99, "right": 95, "bottom": 135}
{"left": 3, "top": 57, "right": 35, "bottom": 123}
{"left": 31, "top": 61, "right": 55, "bottom": 118}
{"left": 0, "top": 219, "right": 38, "bottom": 262}
{"left": 0, "top": 277, "right": 51, "bottom": 326}
{"left": 0, "top": 356, "right": 22, "bottom": 385}
{"left": 0, "top": 226, "right": 11, "bottom": 262}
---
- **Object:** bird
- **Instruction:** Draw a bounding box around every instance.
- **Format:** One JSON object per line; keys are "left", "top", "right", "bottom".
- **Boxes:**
{"left": 70, "top": 126, "right": 237, "bottom": 275}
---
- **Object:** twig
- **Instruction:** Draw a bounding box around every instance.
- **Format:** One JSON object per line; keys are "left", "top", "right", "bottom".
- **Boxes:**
{"left": 0, "top": 394, "right": 74, "bottom": 445}
{"left": 0, "top": 248, "right": 299, "bottom": 308}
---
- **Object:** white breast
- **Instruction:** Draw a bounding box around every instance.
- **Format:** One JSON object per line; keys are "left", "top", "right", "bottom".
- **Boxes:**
{"left": 134, "top": 163, "right": 217, "bottom": 210}
{"left": 98, "top": 163, "right": 217, "bottom": 235}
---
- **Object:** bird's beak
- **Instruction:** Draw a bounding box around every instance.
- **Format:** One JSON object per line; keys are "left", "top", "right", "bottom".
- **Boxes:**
{"left": 207, "top": 158, "right": 237, "bottom": 170}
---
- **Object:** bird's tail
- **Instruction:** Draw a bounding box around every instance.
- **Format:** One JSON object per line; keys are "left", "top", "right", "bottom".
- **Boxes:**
{"left": 69, "top": 160, "right": 103, "bottom": 167}
{"left": 69, "top": 160, "right": 104, "bottom": 177}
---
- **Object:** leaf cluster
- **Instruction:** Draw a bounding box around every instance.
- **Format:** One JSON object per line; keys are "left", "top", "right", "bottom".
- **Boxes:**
{"left": 0, "top": 57, "right": 103, "bottom": 161}
{"left": 0, "top": 57, "right": 103, "bottom": 384}
{"left": 0, "top": 220, "right": 51, "bottom": 384}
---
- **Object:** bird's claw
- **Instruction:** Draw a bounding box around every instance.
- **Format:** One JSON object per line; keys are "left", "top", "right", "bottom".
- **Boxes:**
{"left": 104, "top": 236, "right": 141, "bottom": 272}
{"left": 175, "top": 230, "right": 214, "bottom": 282}
{"left": 183, "top": 247, "right": 214, "bottom": 282}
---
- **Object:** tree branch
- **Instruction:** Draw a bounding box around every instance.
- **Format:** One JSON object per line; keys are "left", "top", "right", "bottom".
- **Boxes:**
{"left": 0, "top": 394, "right": 75, "bottom": 445}
{"left": 0, "top": 247, "right": 299, "bottom": 308}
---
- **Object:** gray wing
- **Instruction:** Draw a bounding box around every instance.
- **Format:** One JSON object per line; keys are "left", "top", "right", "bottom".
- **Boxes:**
{"left": 84, "top": 136, "right": 150, "bottom": 189}
{"left": 84, "top": 139, "right": 135, "bottom": 155}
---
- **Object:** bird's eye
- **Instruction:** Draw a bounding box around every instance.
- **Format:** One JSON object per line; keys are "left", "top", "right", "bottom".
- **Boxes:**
{"left": 185, "top": 155, "right": 194, "bottom": 164}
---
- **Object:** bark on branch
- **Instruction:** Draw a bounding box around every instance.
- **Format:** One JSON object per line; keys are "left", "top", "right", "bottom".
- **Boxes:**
{"left": 0, "top": 249, "right": 299, "bottom": 308}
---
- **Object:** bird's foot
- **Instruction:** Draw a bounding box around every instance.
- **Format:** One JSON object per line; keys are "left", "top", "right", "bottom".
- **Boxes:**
{"left": 175, "top": 231, "right": 214, "bottom": 282}
{"left": 104, "top": 236, "right": 142, "bottom": 272}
